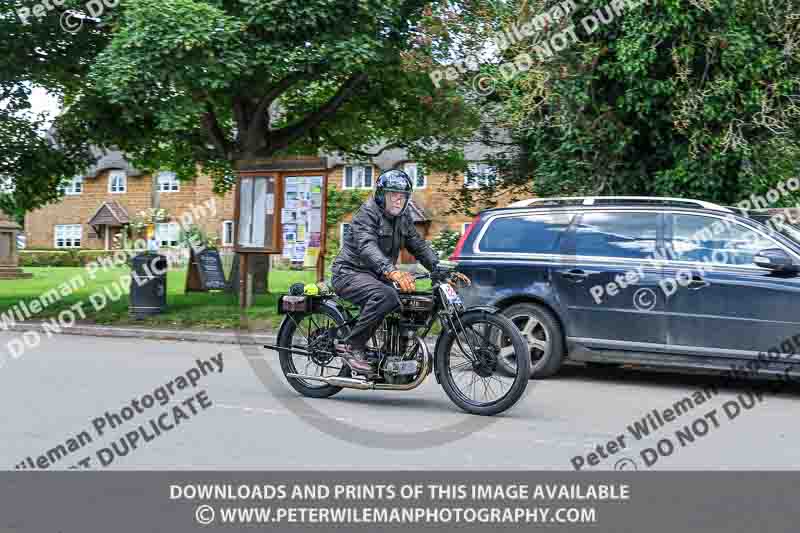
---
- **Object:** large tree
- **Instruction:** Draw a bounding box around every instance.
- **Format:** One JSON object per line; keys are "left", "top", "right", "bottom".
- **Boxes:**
{"left": 0, "top": 4, "right": 100, "bottom": 219}
{"left": 0, "top": 0, "right": 478, "bottom": 209}
{"left": 442, "top": 0, "right": 800, "bottom": 211}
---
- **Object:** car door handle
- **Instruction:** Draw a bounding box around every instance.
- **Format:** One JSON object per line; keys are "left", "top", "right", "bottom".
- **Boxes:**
{"left": 688, "top": 276, "right": 710, "bottom": 290}
{"left": 561, "top": 269, "right": 588, "bottom": 283}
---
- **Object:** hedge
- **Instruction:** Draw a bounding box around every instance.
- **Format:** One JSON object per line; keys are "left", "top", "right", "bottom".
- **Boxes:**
{"left": 19, "top": 249, "right": 141, "bottom": 267}
{"left": 20, "top": 250, "right": 79, "bottom": 267}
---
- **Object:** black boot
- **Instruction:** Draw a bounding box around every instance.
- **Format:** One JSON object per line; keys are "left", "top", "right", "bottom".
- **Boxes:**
{"left": 336, "top": 344, "right": 378, "bottom": 378}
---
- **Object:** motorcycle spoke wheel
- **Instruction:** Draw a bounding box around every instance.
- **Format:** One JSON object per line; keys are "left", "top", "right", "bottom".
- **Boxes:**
{"left": 286, "top": 313, "right": 344, "bottom": 389}
{"left": 436, "top": 312, "right": 530, "bottom": 416}
{"left": 447, "top": 321, "right": 517, "bottom": 406}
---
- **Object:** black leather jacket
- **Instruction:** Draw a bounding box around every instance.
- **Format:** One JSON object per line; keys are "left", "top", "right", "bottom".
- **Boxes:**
{"left": 332, "top": 197, "right": 439, "bottom": 278}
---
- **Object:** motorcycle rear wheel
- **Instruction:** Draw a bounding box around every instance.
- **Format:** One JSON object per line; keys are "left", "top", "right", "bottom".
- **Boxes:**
{"left": 277, "top": 307, "right": 349, "bottom": 399}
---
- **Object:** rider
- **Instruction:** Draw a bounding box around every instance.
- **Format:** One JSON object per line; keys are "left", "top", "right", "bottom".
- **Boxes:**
{"left": 331, "top": 169, "right": 446, "bottom": 376}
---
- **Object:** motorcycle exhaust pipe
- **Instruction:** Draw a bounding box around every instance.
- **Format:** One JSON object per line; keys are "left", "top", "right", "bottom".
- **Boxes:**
{"left": 285, "top": 373, "right": 427, "bottom": 391}
{"left": 285, "top": 339, "right": 433, "bottom": 391}
{"left": 264, "top": 344, "right": 337, "bottom": 357}
{"left": 285, "top": 373, "right": 374, "bottom": 390}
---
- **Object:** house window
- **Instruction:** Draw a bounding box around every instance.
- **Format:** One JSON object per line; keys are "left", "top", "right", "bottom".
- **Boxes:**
{"left": 157, "top": 171, "right": 180, "bottom": 192}
{"left": 155, "top": 222, "right": 180, "bottom": 247}
{"left": 465, "top": 163, "right": 497, "bottom": 189}
{"left": 222, "top": 220, "right": 234, "bottom": 246}
{"left": 60, "top": 175, "right": 83, "bottom": 195}
{"left": 54, "top": 224, "right": 82, "bottom": 248}
{"left": 343, "top": 165, "right": 373, "bottom": 189}
{"left": 108, "top": 170, "right": 127, "bottom": 193}
{"left": 403, "top": 163, "right": 426, "bottom": 189}
{"left": 340, "top": 223, "right": 352, "bottom": 244}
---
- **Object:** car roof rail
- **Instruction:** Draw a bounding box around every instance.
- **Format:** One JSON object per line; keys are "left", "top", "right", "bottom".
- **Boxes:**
{"left": 726, "top": 206, "right": 788, "bottom": 216}
{"left": 506, "top": 196, "right": 733, "bottom": 212}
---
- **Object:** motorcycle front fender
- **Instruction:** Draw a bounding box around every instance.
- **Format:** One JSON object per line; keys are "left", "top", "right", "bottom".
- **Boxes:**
{"left": 462, "top": 305, "right": 500, "bottom": 316}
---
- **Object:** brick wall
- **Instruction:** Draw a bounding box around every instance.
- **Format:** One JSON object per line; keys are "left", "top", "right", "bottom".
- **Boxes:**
{"left": 25, "top": 170, "right": 151, "bottom": 249}
{"left": 25, "top": 170, "right": 236, "bottom": 250}
{"left": 25, "top": 160, "right": 519, "bottom": 253}
{"left": 157, "top": 171, "right": 236, "bottom": 244}
{"left": 325, "top": 163, "right": 509, "bottom": 245}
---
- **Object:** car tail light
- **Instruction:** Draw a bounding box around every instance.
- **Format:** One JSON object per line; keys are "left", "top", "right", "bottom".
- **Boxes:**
{"left": 450, "top": 216, "right": 481, "bottom": 260}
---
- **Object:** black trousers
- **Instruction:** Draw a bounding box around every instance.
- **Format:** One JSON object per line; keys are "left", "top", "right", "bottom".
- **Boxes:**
{"left": 331, "top": 269, "right": 401, "bottom": 350}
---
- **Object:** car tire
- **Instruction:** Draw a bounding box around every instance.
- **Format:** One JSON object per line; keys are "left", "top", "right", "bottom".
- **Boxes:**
{"left": 501, "top": 303, "right": 565, "bottom": 378}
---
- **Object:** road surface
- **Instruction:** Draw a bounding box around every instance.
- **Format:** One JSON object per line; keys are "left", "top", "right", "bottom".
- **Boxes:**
{"left": 1, "top": 331, "right": 798, "bottom": 470}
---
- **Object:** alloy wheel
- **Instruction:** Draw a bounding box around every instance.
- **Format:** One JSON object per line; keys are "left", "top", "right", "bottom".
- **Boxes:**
{"left": 497, "top": 313, "right": 550, "bottom": 374}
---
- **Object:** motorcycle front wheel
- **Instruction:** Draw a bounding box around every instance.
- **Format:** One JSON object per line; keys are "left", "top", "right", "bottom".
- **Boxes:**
{"left": 436, "top": 311, "right": 530, "bottom": 416}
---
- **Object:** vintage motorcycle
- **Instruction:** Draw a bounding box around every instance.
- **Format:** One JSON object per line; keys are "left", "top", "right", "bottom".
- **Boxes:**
{"left": 265, "top": 263, "right": 529, "bottom": 416}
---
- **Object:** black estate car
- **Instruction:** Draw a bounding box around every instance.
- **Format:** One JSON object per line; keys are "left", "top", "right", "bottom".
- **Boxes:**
{"left": 452, "top": 197, "right": 800, "bottom": 379}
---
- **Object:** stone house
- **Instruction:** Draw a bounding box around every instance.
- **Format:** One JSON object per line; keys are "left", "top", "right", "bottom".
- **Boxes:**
{"left": 325, "top": 145, "right": 507, "bottom": 262}
{"left": 24, "top": 145, "right": 510, "bottom": 263}
{"left": 25, "top": 150, "right": 237, "bottom": 252}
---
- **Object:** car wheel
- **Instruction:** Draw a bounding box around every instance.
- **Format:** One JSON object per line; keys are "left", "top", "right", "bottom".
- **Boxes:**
{"left": 500, "top": 303, "right": 565, "bottom": 378}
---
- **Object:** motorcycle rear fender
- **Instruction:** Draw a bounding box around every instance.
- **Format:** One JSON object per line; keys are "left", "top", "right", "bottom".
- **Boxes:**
{"left": 432, "top": 305, "right": 501, "bottom": 384}
{"left": 276, "top": 298, "right": 350, "bottom": 341}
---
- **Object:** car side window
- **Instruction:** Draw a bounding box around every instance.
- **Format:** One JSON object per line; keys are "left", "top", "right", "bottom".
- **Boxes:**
{"left": 779, "top": 224, "right": 800, "bottom": 244}
{"left": 479, "top": 213, "right": 573, "bottom": 254}
{"left": 669, "top": 214, "right": 779, "bottom": 266}
{"left": 574, "top": 212, "right": 659, "bottom": 259}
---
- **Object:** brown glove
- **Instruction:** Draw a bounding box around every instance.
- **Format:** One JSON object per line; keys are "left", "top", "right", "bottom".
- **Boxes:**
{"left": 449, "top": 272, "right": 472, "bottom": 288}
{"left": 386, "top": 270, "right": 416, "bottom": 293}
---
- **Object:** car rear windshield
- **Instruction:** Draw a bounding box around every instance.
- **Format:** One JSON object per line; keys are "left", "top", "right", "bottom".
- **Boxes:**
{"left": 478, "top": 213, "right": 573, "bottom": 254}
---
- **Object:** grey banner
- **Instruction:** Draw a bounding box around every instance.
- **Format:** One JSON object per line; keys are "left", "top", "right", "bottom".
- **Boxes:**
{"left": 0, "top": 472, "right": 796, "bottom": 532}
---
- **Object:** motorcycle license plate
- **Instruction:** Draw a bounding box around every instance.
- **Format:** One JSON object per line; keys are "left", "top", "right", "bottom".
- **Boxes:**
{"left": 441, "top": 284, "right": 463, "bottom": 305}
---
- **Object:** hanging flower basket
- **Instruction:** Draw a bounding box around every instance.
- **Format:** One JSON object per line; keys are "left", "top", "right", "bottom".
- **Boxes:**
{"left": 128, "top": 208, "right": 170, "bottom": 234}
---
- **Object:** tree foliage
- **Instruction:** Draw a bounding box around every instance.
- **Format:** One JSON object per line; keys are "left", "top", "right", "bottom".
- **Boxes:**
{"left": 1, "top": 0, "right": 481, "bottom": 213}
{"left": 430, "top": 228, "right": 461, "bottom": 258}
{"left": 446, "top": 0, "right": 800, "bottom": 208}
{"left": 0, "top": 1, "right": 101, "bottom": 218}
{"left": 325, "top": 188, "right": 370, "bottom": 230}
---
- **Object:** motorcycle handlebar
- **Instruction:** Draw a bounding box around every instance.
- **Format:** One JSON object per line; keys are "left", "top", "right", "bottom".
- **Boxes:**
{"left": 389, "top": 271, "right": 443, "bottom": 291}
{"left": 389, "top": 268, "right": 457, "bottom": 290}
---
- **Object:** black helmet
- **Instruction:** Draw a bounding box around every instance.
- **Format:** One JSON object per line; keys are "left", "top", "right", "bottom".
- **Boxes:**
{"left": 375, "top": 169, "right": 413, "bottom": 217}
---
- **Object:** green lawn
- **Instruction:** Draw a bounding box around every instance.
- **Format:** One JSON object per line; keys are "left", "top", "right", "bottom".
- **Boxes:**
{"left": 0, "top": 267, "right": 318, "bottom": 330}
{"left": 0, "top": 267, "right": 434, "bottom": 330}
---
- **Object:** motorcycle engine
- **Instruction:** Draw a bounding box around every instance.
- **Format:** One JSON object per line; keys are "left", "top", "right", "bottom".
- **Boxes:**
{"left": 376, "top": 315, "right": 425, "bottom": 385}
{"left": 381, "top": 356, "right": 420, "bottom": 385}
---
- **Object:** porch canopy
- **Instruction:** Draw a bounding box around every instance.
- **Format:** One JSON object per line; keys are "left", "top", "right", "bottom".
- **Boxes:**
{"left": 88, "top": 200, "right": 130, "bottom": 249}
